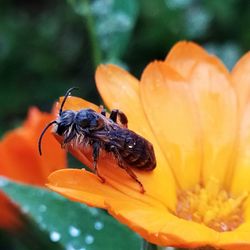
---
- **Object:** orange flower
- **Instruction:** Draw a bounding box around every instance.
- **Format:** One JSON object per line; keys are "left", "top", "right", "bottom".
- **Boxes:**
{"left": 47, "top": 42, "right": 250, "bottom": 249}
{"left": 0, "top": 107, "right": 67, "bottom": 230}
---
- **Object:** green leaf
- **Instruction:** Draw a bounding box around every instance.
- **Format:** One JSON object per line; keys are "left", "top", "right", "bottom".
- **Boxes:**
{"left": 68, "top": 0, "right": 139, "bottom": 62}
{"left": 0, "top": 177, "right": 141, "bottom": 250}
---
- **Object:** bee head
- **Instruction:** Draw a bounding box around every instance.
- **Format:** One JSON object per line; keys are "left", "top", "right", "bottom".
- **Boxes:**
{"left": 38, "top": 87, "right": 78, "bottom": 155}
{"left": 56, "top": 110, "right": 76, "bottom": 135}
{"left": 76, "top": 109, "right": 104, "bottom": 130}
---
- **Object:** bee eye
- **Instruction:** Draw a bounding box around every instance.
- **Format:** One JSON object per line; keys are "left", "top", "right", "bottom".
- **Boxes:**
{"left": 57, "top": 124, "right": 68, "bottom": 135}
{"left": 80, "top": 118, "right": 90, "bottom": 128}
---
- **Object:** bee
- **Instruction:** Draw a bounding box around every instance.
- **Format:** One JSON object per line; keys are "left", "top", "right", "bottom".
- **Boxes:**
{"left": 38, "top": 87, "right": 156, "bottom": 193}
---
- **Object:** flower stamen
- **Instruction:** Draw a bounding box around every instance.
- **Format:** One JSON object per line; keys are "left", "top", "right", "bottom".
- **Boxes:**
{"left": 175, "top": 177, "right": 248, "bottom": 232}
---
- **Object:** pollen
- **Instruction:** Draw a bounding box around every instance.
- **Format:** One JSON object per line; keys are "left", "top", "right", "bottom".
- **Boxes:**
{"left": 175, "top": 177, "right": 248, "bottom": 232}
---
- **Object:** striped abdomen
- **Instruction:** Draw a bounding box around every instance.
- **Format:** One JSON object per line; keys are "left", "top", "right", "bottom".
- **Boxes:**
{"left": 109, "top": 129, "right": 156, "bottom": 171}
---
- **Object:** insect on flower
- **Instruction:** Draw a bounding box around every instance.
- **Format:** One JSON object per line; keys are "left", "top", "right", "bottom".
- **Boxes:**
{"left": 38, "top": 88, "right": 156, "bottom": 193}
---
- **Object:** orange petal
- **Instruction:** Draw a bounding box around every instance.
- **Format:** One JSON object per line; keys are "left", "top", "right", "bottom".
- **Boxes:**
{"left": 231, "top": 103, "right": 250, "bottom": 195}
{"left": 47, "top": 169, "right": 164, "bottom": 209}
{"left": 53, "top": 107, "right": 176, "bottom": 209}
{"left": 165, "top": 41, "right": 209, "bottom": 79}
{"left": 243, "top": 196, "right": 250, "bottom": 222}
{"left": 217, "top": 223, "right": 250, "bottom": 250}
{"left": 48, "top": 169, "right": 118, "bottom": 208}
{"left": 228, "top": 195, "right": 250, "bottom": 250}
{"left": 0, "top": 107, "right": 66, "bottom": 231}
{"left": 105, "top": 198, "right": 218, "bottom": 247}
{"left": 48, "top": 168, "right": 219, "bottom": 248}
{"left": 0, "top": 107, "right": 66, "bottom": 185}
{"left": 166, "top": 41, "right": 238, "bottom": 187}
{"left": 96, "top": 65, "right": 142, "bottom": 123}
{"left": 231, "top": 52, "right": 250, "bottom": 115}
{"left": 187, "top": 57, "right": 237, "bottom": 187}
{"left": 140, "top": 61, "right": 202, "bottom": 190}
{"left": 96, "top": 64, "right": 162, "bottom": 144}
{"left": 24, "top": 108, "right": 66, "bottom": 177}
{"left": 55, "top": 144, "right": 172, "bottom": 209}
{"left": 58, "top": 96, "right": 99, "bottom": 112}
{"left": 96, "top": 64, "right": 164, "bottom": 142}
{"left": 95, "top": 64, "right": 177, "bottom": 209}
{"left": 0, "top": 133, "right": 45, "bottom": 185}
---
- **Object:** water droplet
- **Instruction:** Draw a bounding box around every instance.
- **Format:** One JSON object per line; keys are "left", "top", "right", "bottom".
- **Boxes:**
{"left": 50, "top": 231, "right": 61, "bottom": 242}
{"left": 91, "top": 0, "right": 113, "bottom": 16}
{"left": 69, "top": 225, "right": 81, "bottom": 237}
{"left": 85, "top": 234, "right": 94, "bottom": 245}
{"left": 88, "top": 207, "right": 99, "bottom": 216}
{"left": 39, "top": 204, "right": 47, "bottom": 213}
{"left": 66, "top": 244, "right": 76, "bottom": 250}
{"left": 0, "top": 177, "right": 8, "bottom": 187}
{"left": 185, "top": 6, "right": 212, "bottom": 38}
{"left": 94, "top": 221, "right": 104, "bottom": 230}
{"left": 115, "top": 12, "right": 132, "bottom": 30}
{"left": 67, "top": 243, "right": 86, "bottom": 250}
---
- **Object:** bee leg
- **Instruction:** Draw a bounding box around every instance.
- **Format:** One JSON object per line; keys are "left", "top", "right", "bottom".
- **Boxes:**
{"left": 123, "top": 166, "right": 145, "bottom": 194}
{"left": 109, "top": 110, "right": 118, "bottom": 122}
{"left": 100, "top": 105, "right": 106, "bottom": 116}
{"left": 114, "top": 152, "right": 145, "bottom": 193}
{"left": 93, "top": 142, "right": 105, "bottom": 183}
{"left": 110, "top": 109, "right": 128, "bottom": 128}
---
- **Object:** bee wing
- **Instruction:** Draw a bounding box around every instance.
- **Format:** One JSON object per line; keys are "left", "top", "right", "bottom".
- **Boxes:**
{"left": 91, "top": 129, "right": 126, "bottom": 148}
{"left": 91, "top": 130, "right": 112, "bottom": 142}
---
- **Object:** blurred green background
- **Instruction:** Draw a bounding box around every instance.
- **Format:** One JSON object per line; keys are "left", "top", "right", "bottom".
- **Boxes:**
{"left": 1, "top": 0, "right": 249, "bottom": 135}
{"left": 0, "top": 0, "right": 249, "bottom": 249}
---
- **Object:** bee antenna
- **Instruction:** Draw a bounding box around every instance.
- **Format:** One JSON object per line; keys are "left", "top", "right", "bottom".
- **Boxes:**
{"left": 38, "top": 121, "right": 58, "bottom": 156}
{"left": 59, "top": 87, "right": 79, "bottom": 115}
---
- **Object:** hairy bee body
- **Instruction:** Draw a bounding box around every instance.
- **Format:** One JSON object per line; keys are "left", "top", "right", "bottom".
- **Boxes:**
{"left": 57, "top": 109, "right": 156, "bottom": 171}
{"left": 39, "top": 88, "right": 156, "bottom": 193}
{"left": 102, "top": 128, "right": 156, "bottom": 171}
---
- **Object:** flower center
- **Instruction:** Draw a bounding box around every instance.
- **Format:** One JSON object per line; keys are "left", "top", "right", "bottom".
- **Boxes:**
{"left": 175, "top": 177, "right": 248, "bottom": 232}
